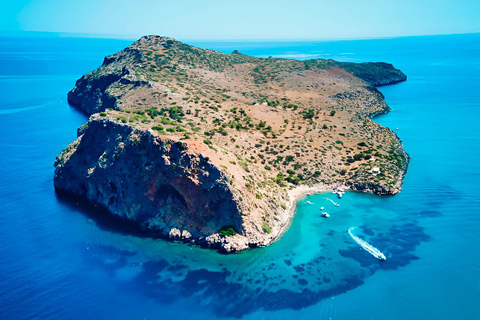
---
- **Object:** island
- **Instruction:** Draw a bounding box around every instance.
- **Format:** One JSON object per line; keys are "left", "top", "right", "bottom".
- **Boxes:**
{"left": 54, "top": 35, "right": 408, "bottom": 252}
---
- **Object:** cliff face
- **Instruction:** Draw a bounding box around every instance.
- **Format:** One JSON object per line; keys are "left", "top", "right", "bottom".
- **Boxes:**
{"left": 56, "top": 35, "right": 408, "bottom": 252}
{"left": 67, "top": 48, "right": 151, "bottom": 115}
{"left": 55, "top": 118, "right": 248, "bottom": 245}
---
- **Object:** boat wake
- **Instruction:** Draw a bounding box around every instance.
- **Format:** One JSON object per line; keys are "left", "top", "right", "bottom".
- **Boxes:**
{"left": 348, "top": 227, "right": 386, "bottom": 261}
{"left": 323, "top": 197, "right": 340, "bottom": 207}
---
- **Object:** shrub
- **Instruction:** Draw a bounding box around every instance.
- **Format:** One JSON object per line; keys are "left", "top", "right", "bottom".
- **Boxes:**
{"left": 152, "top": 126, "right": 165, "bottom": 133}
{"left": 353, "top": 153, "right": 364, "bottom": 161}
{"left": 99, "top": 112, "right": 107, "bottom": 117}
{"left": 160, "top": 118, "right": 172, "bottom": 125}
{"left": 219, "top": 226, "right": 236, "bottom": 236}
{"left": 116, "top": 116, "right": 127, "bottom": 123}
{"left": 303, "top": 109, "right": 315, "bottom": 119}
{"left": 330, "top": 110, "right": 336, "bottom": 116}
{"left": 262, "top": 222, "right": 272, "bottom": 234}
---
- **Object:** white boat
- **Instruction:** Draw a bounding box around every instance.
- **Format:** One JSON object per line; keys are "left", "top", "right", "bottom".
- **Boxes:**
{"left": 348, "top": 227, "right": 386, "bottom": 261}
{"left": 321, "top": 212, "right": 330, "bottom": 218}
{"left": 306, "top": 200, "right": 313, "bottom": 204}
{"left": 320, "top": 206, "right": 324, "bottom": 210}
{"left": 332, "top": 187, "right": 345, "bottom": 199}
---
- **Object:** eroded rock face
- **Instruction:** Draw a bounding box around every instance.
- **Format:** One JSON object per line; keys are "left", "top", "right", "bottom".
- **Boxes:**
{"left": 67, "top": 48, "right": 151, "bottom": 115}
{"left": 54, "top": 118, "right": 244, "bottom": 250}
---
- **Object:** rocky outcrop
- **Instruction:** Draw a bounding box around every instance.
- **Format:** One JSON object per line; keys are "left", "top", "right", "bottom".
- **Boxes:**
{"left": 67, "top": 49, "right": 151, "bottom": 115}
{"left": 54, "top": 118, "right": 248, "bottom": 251}
{"left": 329, "top": 61, "right": 407, "bottom": 86}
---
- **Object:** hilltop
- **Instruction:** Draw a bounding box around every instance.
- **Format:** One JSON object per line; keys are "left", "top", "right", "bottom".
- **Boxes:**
{"left": 54, "top": 35, "right": 408, "bottom": 252}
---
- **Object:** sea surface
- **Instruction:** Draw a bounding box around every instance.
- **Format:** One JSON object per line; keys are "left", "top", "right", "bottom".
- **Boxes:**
{"left": 0, "top": 33, "right": 479, "bottom": 319}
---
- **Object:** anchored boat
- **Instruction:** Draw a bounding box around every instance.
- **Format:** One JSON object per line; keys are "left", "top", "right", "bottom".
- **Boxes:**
{"left": 332, "top": 187, "right": 345, "bottom": 199}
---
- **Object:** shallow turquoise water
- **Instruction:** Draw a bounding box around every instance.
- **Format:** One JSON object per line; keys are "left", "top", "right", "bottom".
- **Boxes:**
{"left": 0, "top": 33, "right": 479, "bottom": 319}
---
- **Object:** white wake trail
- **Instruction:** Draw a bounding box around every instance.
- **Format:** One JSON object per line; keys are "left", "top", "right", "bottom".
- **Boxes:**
{"left": 323, "top": 197, "right": 340, "bottom": 207}
{"left": 348, "top": 227, "right": 386, "bottom": 261}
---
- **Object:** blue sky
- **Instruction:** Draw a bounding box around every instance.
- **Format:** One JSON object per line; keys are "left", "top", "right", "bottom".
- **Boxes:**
{"left": 2, "top": 0, "right": 480, "bottom": 40}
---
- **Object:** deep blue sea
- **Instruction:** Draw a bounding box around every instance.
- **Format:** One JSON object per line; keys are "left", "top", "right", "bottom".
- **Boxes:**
{"left": 0, "top": 33, "right": 479, "bottom": 320}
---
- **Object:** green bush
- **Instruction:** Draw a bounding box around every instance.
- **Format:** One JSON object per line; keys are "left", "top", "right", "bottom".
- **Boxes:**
{"left": 262, "top": 222, "right": 272, "bottom": 234}
{"left": 152, "top": 125, "right": 164, "bottom": 133}
{"left": 353, "top": 153, "right": 364, "bottom": 161}
{"left": 302, "top": 109, "right": 315, "bottom": 119}
{"left": 219, "top": 226, "right": 236, "bottom": 236}
{"left": 116, "top": 116, "right": 127, "bottom": 123}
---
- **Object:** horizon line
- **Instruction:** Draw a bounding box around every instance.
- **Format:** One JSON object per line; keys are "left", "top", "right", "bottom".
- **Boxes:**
{"left": 0, "top": 29, "right": 479, "bottom": 43}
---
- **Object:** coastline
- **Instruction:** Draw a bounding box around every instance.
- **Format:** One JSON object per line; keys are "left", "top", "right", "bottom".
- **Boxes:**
{"left": 55, "top": 35, "right": 409, "bottom": 253}
{"left": 2, "top": 32, "right": 477, "bottom": 320}
{"left": 272, "top": 183, "right": 348, "bottom": 244}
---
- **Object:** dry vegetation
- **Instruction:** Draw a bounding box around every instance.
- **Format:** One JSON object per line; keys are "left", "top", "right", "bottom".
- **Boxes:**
{"left": 81, "top": 35, "right": 407, "bottom": 237}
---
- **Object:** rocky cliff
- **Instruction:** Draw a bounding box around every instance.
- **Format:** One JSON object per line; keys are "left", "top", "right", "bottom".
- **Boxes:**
{"left": 55, "top": 35, "right": 408, "bottom": 252}
{"left": 55, "top": 118, "right": 258, "bottom": 251}
{"left": 329, "top": 61, "right": 407, "bottom": 86}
